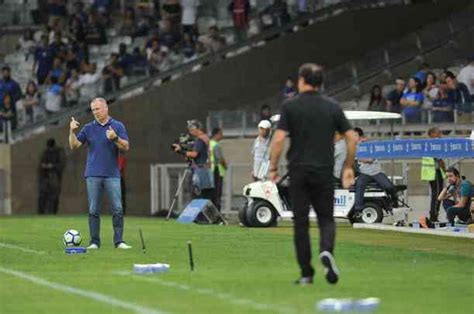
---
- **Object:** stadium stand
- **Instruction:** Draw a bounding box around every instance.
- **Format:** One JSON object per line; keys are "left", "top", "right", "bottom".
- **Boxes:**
{"left": 206, "top": 9, "right": 474, "bottom": 138}
{"left": 1, "top": 0, "right": 422, "bottom": 143}
{"left": 1, "top": 0, "right": 472, "bottom": 216}
{"left": 0, "top": 0, "right": 341, "bottom": 132}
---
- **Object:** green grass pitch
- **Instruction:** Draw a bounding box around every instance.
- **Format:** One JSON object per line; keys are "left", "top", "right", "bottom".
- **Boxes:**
{"left": 0, "top": 216, "right": 473, "bottom": 314}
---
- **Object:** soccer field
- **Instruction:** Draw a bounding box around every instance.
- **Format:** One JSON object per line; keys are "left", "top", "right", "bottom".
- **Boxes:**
{"left": 0, "top": 216, "right": 473, "bottom": 314}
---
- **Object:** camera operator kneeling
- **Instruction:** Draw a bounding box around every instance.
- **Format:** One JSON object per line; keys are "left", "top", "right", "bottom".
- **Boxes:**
{"left": 172, "top": 120, "right": 215, "bottom": 200}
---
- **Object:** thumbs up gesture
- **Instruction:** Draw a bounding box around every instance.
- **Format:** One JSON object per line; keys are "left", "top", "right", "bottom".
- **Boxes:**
{"left": 106, "top": 126, "right": 118, "bottom": 141}
{"left": 70, "top": 117, "right": 80, "bottom": 132}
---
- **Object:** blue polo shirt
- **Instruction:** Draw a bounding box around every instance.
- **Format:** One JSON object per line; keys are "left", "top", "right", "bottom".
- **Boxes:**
{"left": 76, "top": 118, "right": 129, "bottom": 178}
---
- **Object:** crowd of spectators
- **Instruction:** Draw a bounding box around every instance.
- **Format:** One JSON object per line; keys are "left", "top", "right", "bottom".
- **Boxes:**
{"left": 2, "top": 0, "right": 322, "bottom": 131}
{"left": 377, "top": 59, "right": 473, "bottom": 123}
{"left": 279, "top": 56, "right": 474, "bottom": 124}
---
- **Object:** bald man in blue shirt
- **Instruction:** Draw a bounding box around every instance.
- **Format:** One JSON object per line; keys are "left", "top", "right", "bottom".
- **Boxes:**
{"left": 69, "top": 97, "right": 131, "bottom": 249}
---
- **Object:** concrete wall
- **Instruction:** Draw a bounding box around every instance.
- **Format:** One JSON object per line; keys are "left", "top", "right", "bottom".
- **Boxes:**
{"left": 0, "top": 145, "right": 11, "bottom": 214}
{"left": 8, "top": 0, "right": 470, "bottom": 215}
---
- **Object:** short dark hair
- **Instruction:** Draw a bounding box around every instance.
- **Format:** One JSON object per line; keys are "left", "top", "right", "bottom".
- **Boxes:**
{"left": 2, "top": 66, "right": 11, "bottom": 72}
{"left": 260, "top": 104, "right": 271, "bottom": 111}
{"left": 446, "top": 166, "right": 460, "bottom": 178}
{"left": 211, "top": 127, "right": 222, "bottom": 137}
{"left": 47, "top": 138, "right": 56, "bottom": 148}
{"left": 444, "top": 71, "right": 456, "bottom": 80}
{"left": 410, "top": 77, "right": 423, "bottom": 93}
{"left": 298, "top": 63, "right": 324, "bottom": 88}
{"left": 354, "top": 127, "right": 364, "bottom": 137}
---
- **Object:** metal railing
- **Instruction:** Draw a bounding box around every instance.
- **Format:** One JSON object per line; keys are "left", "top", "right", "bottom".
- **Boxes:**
{"left": 10, "top": 0, "right": 412, "bottom": 142}
{"left": 206, "top": 109, "right": 473, "bottom": 139}
{"left": 151, "top": 162, "right": 284, "bottom": 215}
{"left": 150, "top": 156, "right": 474, "bottom": 215}
{"left": 149, "top": 161, "right": 407, "bottom": 215}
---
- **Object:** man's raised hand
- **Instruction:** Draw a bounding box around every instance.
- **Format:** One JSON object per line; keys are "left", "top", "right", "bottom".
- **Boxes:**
{"left": 70, "top": 117, "right": 80, "bottom": 132}
{"left": 106, "top": 126, "right": 118, "bottom": 141}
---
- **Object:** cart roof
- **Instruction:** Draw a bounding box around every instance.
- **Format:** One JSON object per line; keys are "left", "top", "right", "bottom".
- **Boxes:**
{"left": 344, "top": 111, "right": 402, "bottom": 120}
{"left": 270, "top": 111, "right": 401, "bottom": 122}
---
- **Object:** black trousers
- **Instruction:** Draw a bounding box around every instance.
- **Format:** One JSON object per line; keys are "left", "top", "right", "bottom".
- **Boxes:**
{"left": 442, "top": 199, "right": 471, "bottom": 225}
{"left": 38, "top": 173, "right": 60, "bottom": 214}
{"left": 428, "top": 170, "right": 443, "bottom": 221}
{"left": 213, "top": 168, "right": 223, "bottom": 211}
{"left": 289, "top": 166, "right": 335, "bottom": 278}
{"left": 355, "top": 173, "right": 398, "bottom": 211}
{"left": 195, "top": 188, "right": 214, "bottom": 201}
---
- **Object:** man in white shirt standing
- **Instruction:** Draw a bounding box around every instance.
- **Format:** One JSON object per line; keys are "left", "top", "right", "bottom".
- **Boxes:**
{"left": 457, "top": 54, "right": 474, "bottom": 99}
{"left": 78, "top": 63, "right": 101, "bottom": 100}
{"left": 181, "top": 0, "right": 200, "bottom": 37}
{"left": 252, "top": 120, "right": 272, "bottom": 181}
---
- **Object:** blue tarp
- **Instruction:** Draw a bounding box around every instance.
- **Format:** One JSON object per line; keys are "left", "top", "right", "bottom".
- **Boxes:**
{"left": 357, "top": 138, "right": 474, "bottom": 159}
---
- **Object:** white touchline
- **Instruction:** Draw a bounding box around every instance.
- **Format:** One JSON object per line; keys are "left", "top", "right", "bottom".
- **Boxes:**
{"left": 121, "top": 273, "right": 295, "bottom": 314}
{"left": 0, "top": 242, "right": 47, "bottom": 255}
{"left": 0, "top": 267, "right": 167, "bottom": 314}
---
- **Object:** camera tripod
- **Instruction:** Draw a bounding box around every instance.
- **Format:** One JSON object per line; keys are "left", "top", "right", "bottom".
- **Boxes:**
{"left": 166, "top": 166, "right": 192, "bottom": 220}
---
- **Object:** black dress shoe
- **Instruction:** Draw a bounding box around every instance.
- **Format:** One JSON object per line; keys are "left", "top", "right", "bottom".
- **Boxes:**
{"left": 294, "top": 277, "right": 313, "bottom": 285}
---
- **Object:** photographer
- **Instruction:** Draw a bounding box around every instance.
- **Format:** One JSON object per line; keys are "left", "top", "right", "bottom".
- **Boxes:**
{"left": 437, "top": 167, "right": 473, "bottom": 226}
{"left": 173, "top": 120, "right": 215, "bottom": 200}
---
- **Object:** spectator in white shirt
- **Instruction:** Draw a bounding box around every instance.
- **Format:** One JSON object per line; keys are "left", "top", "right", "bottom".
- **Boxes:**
{"left": 17, "top": 29, "right": 36, "bottom": 61}
{"left": 457, "top": 55, "right": 474, "bottom": 98}
{"left": 423, "top": 72, "right": 439, "bottom": 109}
{"left": 77, "top": 63, "right": 101, "bottom": 100}
{"left": 181, "top": 0, "right": 200, "bottom": 37}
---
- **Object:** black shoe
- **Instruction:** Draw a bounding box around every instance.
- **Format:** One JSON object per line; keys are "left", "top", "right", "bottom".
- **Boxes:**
{"left": 294, "top": 277, "right": 313, "bottom": 285}
{"left": 320, "top": 251, "right": 339, "bottom": 284}
{"left": 424, "top": 217, "right": 435, "bottom": 229}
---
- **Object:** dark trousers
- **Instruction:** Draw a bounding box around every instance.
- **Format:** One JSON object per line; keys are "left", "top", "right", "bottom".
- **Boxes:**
{"left": 195, "top": 188, "right": 214, "bottom": 201}
{"left": 38, "top": 173, "right": 60, "bottom": 214}
{"left": 213, "top": 168, "right": 223, "bottom": 211}
{"left": 355, "top": 173, "right": 398, "bottom": 211}
{"left": 428, "top": 170, "right": 443, "bottom": 221}
{"left": 289, "top": 166, "right": 335, "bottom": 278}
{"left": 442, "top": 199, "right": 471, "bottom": 225}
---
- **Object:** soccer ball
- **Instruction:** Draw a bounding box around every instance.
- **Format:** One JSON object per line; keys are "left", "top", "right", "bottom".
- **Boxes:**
{"left": 63, "top": 230, "right": 82, "bottom": 247}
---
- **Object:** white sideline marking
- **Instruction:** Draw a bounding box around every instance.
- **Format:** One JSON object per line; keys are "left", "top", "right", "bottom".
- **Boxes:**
{"left": 353, "top": 223, "right": 474, "bottom": 239}
{"left": 117, "top": 272, "right": 295, "bottom": 314}
{"left": 0, "top": 267, "right": 166, "bottom": 314}
{"left": 0, "top": 242, "right": 47, "bottom": 255}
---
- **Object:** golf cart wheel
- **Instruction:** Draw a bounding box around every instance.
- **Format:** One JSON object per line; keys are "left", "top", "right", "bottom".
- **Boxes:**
{"left": 357, "top": 202, "right": 383, "bottom": 224}
{"left": 246, "top": 200, "right": 278, "bottom": 227}
{"left": 238, "top": 203, "right": 251, "bottom": 227}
